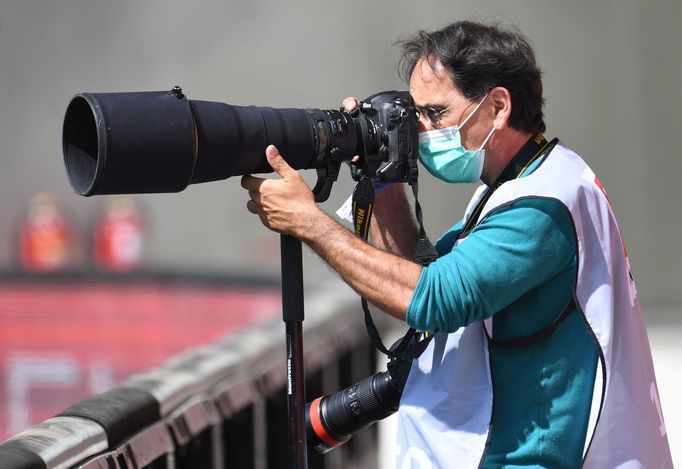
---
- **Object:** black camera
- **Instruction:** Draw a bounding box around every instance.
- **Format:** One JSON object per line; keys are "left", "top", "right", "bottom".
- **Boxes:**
{"left": 61, "top": 87, "right": 421, "bottom": 457}
{"left": 62, "top": 87, "right": 419, "bottom": 202}
{"left": 305, "top": 356, "right": 411, "bottom": 454}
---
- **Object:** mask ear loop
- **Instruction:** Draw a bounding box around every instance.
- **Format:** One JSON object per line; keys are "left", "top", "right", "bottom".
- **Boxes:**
{"left": 477, "top": 125, "right": 496, "bottom": 152}
{"left": 472, "top": 91, "right": 497, "bottom": 153}
{"left": 458, "top": 92, "right": 489, "bottom": 129}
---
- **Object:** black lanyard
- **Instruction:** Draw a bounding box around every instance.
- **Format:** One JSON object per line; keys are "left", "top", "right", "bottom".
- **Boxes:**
{"left": 460, "top": 134, "right": 555, "bottom": 237}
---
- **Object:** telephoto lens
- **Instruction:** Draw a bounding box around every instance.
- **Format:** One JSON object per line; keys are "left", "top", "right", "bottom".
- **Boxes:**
{"left": 305, "top": 369, "right": 403, "bottom": 454}
{"left": 61, "top": 87, "right": 418, "bottom": 200}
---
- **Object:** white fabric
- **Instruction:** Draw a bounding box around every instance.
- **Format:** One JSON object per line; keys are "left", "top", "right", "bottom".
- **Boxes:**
{"left": 397, "top": 324, "right": 492, "bottom": 468}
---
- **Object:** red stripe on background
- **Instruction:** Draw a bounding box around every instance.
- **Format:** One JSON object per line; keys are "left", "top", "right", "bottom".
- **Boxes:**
{"left": 0, "top": 281, "right": 281, "bottom": 441}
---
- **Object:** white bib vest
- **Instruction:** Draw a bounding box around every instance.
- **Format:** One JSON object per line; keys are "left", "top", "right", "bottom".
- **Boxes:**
{"left": 396, "top": 142, "right": 672, "bottom": 468}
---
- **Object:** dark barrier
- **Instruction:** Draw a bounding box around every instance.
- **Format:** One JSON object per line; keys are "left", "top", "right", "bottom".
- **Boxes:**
{"left": 0, "top": 282, "right": 386, "bottom": 469}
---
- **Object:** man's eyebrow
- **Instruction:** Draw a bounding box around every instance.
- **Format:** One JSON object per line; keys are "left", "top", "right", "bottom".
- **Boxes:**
{"left": 408, "top": 89, "right": 447, "bottom": 109}
{"left": 415, "top": 102, "right": 447, "bottom": 109}
{"left": 409, "top": 90, "right": 453, "bottom": 109}
{"left": 418, "top": 103, "right": 447, "bottom": 109}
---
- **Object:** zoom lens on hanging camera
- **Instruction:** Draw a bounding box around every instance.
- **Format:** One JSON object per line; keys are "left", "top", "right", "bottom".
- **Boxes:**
{"left": 305, "top": 356, "right": 411, "bottom": 454}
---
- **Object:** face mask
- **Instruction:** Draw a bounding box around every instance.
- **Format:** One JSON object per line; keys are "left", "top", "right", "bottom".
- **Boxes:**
{"left": 418, "top": 94, "right": 495, "bottom": 183}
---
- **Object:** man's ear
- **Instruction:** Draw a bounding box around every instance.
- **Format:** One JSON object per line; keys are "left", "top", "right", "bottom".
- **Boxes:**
{"left": 490, "top": 87, "right": 512, "bottom": 130}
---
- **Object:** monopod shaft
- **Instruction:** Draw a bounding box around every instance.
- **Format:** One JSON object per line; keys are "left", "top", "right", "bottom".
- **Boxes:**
{"left": 280, "top": 235, "right": 308, "bottom": 469}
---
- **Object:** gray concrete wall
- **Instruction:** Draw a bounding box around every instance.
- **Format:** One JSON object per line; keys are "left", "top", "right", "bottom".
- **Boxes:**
{"left": 1, "top": 0, "right": 681, "bottom": 463}
{"left": 0, "top": 1, "right": 680, "bottom": 305}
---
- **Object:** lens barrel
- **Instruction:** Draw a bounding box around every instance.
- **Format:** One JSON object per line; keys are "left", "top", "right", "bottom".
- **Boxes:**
{"left": 62, "top": 88, "right": 358, "bottom": 196}
{"left": 305, "top": 370, "right": 402, "bottom": 454}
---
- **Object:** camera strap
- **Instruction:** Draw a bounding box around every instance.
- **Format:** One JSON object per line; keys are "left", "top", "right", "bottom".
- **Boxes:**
{"left": 352, "top": 177, "right": 436, "bottom": 360}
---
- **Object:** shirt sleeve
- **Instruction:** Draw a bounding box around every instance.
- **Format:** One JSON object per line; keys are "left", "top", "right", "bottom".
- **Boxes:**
{"left": 434, "top": 219, "right": 464, "bottom": 256}
{"left": 406, "top": 197, "right": 576, "bottom": 333}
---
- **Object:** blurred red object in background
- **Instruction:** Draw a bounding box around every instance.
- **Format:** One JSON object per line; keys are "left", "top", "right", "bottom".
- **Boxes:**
{"left": 19, "top": 193, "right": 74, "bottom": 272}
{"left": 93, "top": 197, "right": 146, "bottom": 272}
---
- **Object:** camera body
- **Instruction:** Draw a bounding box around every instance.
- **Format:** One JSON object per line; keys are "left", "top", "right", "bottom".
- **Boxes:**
{"left": 349, "top": 91, "right": 419, "bottom": 183}
{"left": 62, "top": 88, "right": 420, "bottom": 202}
{"left": 308, "top": 90, "right": 420, "bottom": 201}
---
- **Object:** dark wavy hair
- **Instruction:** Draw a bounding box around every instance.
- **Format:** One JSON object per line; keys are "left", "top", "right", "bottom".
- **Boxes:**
{"left": 399, "top": 21, "right": 546, "bottom": 133}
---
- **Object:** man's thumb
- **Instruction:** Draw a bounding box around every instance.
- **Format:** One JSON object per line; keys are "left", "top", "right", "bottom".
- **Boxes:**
{"left": 265, "top": 145, "right": 294, "bottom": 177}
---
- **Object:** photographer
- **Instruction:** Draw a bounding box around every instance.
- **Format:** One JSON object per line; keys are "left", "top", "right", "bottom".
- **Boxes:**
{"left": 241, "top": 21, "right": 672, "bottom": 468}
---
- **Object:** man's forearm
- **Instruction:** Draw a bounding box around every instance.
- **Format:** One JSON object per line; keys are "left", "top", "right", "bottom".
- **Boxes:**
{"left": 300, "top": 208, "right": 422, "bottom": 321}
{"left": 370, "top": 184, "right": 419, "bottom": 258}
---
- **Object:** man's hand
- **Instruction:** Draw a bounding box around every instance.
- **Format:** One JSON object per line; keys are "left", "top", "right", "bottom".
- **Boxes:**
{"left": 241, "top": 145, "right": 321, "bottom": 237}
{"left": 240, "top": 143, "right": 420, "bottom": 322}
{"left": 342, "top": 97, "right": 362, "bottom": 165}
{"left": 342, "top": 96, "right": 359, "bottom": 112}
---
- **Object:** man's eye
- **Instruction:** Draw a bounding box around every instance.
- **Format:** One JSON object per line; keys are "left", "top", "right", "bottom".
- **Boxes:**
{"left": 424, "top": 108, "right": 441, "bottom": 120}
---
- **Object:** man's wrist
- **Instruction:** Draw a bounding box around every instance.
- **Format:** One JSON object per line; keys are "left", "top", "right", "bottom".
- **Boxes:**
{"left": 295, "top": 206, "right": 336, "bottom": 244}
{"left": 372, "top": 180, "right": 393, "bottom": 193}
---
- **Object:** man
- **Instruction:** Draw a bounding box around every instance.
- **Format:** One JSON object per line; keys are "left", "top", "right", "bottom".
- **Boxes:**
{"left": 241, "top": 21, "right": 672, "bottom": 468}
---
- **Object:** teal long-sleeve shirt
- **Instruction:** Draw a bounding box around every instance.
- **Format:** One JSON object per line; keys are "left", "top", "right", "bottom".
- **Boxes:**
{"left": 406, "top": 196, "right": 599, "bottom": 468}
{"left": 407, "top": 197, "right": 576, "bottom": 333}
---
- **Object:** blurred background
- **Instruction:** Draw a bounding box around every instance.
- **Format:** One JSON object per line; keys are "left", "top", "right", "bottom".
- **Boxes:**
{"left": 0, "top": 0, "right": 680, "bottom": 464}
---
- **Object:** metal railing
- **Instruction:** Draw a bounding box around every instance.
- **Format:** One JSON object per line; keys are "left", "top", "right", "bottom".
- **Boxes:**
{"left": 0, "top": 282, "right": 385, "bottom": 469}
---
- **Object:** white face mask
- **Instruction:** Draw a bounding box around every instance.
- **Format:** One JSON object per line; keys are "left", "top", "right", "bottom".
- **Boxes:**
{"left": 418, "top": 94, "right": 495, "bottom": 183}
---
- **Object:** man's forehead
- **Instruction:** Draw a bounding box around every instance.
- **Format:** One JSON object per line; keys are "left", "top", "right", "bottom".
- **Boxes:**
{"left": 409, "top": 57, "right": 460, "bottom": 105}
{"left": 411, "top": 58, "right": 447, "bottom": 86}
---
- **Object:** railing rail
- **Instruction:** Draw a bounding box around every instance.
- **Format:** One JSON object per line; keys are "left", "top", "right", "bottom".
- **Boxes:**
{"left": 0, "top": 282, "right": 385, "bottom": 469}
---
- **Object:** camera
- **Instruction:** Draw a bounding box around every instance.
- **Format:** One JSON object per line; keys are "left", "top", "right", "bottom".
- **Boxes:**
{"left": 305, "top": 356, "right": 411, "bottom": 454}
{"left": 61, "top": 87, "right": 421, "bottom": 456}
{"left": 62, "top": 87, "right": 419, "bottom": 202}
